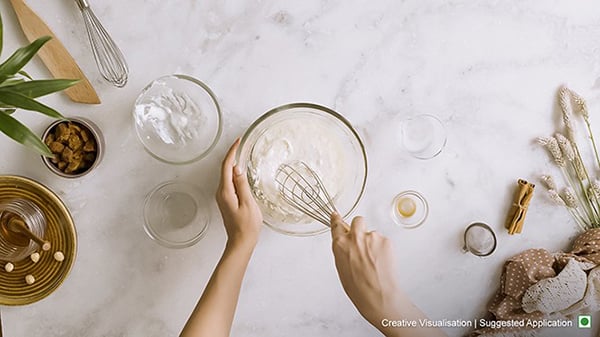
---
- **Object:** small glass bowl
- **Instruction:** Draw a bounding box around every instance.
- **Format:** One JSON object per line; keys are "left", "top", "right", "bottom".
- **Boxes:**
{"left": 391, "top": 191, "right": 428, "bottom": 229}
{"left": 0, "top": 198, "right": 46, "bottom": 262}
{"left": 399, "top": 114, "right": 447, "bottom": 160}
{"left": 133, "top": 75, "right": 222, "bottom": 164}
{"left": 143, "top": 181, "right": 210, "bottom": 248}
{"left": 41, "top": 117, "right": 104, "bottom": 178}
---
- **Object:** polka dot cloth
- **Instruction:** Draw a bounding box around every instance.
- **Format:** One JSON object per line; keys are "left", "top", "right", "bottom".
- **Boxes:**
{"left": 472, "top": 228, "right": 600, "bottom": 336}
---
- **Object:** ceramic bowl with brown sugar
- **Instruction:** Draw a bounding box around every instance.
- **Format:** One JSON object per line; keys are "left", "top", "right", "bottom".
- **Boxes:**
{"left": 41, "top": 117, "right": 104, "bottom": 178}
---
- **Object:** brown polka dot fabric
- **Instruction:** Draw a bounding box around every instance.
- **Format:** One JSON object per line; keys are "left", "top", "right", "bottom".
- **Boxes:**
{"left": 471, "top": 228, "right": 600, "bottom": 336}
{"left": 557, "top": 228, "right": 600, "bottom": 267}
{"left": 490, "top": 249, "right": 555, "bottom": 320}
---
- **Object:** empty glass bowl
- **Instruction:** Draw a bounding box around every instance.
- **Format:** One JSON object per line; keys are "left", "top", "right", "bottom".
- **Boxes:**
{"left": 0, "top": 199, "right": 46, "bottom": 262}
{"left": 133, "top": 75, "right": 222, "bottom": 164}
{"left": 236, "top": 103, "right": 368, "bottom": 236}
{"left": 399, "top": 114, "right": 447, "bottom": 159}
{"left": 144, "top": 181, "right": 210, "bottom": 248}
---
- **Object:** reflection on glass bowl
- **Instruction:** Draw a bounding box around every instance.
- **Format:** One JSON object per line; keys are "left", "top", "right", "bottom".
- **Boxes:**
{"left": 0, "top": 198, "right": 46, "bottom": 262}
{"left": 236, "top": 103, "right": 368, "bottom": 236}
{"left": 399, "top": 114, "right": 447, "bottom": 160}
{"left": 133, "top": 75, "right": 222, "bottom": 164}
{"left": 144, "top": 181, "right": 210, "bottom": 248}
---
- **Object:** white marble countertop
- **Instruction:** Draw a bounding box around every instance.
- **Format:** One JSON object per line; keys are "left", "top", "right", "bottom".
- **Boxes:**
{"left": 1, "top": 1, "right": 600, "bottom": 336}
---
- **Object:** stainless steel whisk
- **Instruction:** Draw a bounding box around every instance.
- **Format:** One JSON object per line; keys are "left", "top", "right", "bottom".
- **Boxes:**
{"left": 75, "top": 0, "right": 129, "bottom": 87}
{"left": 275, "top": 161, "right": 338, "bottom": 227}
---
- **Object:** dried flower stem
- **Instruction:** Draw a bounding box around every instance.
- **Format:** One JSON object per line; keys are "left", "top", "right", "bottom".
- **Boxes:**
{"left": 567, "top": 208, "right": 589, "bottom": 232}
{"left": 539, "top": 87, "right": 600, "bottom": 231}
{"left": 547, "top": 189, "right": 587, "bottom": 230}
{"left": 559, "top": 165, "right": 598, "bottom": 224}
{"left": 569, "top": 143, "right": 600, "bottom": 224}
{"left": 554, "top": 132, "right": 600, "bottom": 222}
{"left": 541, "top": 175, "right": 558, "bottom": 190}
{"left": 559, "top": 87, "right": 577, "bottom": 142}
{"left": 571, "top": 88, "right": 600, "bottom": 171}
{"left": 538, "top": 137, "right": 565, "bottom": 167}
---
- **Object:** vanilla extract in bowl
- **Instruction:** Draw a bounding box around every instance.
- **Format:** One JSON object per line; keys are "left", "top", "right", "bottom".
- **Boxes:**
{"left": 391, "top": 191, "right": 429, "bottom": 229}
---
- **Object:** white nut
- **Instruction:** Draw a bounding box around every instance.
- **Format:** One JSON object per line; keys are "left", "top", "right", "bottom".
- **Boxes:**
{"left": 4, "top": 262, "right": 14, "bottom": 273}
{"left": 25, "top": 274, "right": 35, "bottom": 285}
{"left": 53, "top": 251, "right": 65, "bottom": 262}
{"left": 30, "top": 252, "right": 40, "bottom": 263}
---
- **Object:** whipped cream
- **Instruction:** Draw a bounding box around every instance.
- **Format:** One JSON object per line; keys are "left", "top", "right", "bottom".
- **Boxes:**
{"left": 247, "top": 118, "right": 347, "bottom": 224}
{"left": 134, "top": 81, "right": 206, "bottom": 147}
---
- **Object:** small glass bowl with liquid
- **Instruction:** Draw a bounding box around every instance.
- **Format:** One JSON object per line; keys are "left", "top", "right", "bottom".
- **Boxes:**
{"left": 391, "top": 191, "right": 428, "bottom": 229}
{"left": 0, "top": 199, "right": 46, "bottom": 262}
{"left": 144, "top": 181, "right": 210, "bottom": 248}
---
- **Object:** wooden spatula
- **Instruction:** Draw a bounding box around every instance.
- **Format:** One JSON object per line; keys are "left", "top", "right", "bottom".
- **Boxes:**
{"left": 9, "top": 0, "right": 101, "bottom": 104}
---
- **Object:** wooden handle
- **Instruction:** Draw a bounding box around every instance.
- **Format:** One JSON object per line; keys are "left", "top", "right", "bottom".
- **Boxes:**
{"left": 7, "top": 218, "right": 51, "bottom": 251}
{"left": 8, "top": 0, "right": 101, "bottom": 104}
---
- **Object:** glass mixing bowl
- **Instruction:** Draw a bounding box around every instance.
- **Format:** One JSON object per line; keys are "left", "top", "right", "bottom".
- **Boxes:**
{"left": 236, "top": 103, "right": 368, "bottom": 236}
{"left": 133, "top": 75, "right": 222, "bottom": 164}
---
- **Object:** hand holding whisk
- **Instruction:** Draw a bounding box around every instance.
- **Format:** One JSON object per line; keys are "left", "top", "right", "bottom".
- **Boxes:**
{"left": 275, "top": 161, "right": 349, "bottom": 230}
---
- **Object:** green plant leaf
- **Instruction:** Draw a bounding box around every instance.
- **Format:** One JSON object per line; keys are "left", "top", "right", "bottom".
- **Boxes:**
{"left": 0, "top": 36, "right": 50, "bottom": 81}
{"left": 17, "top": 70, "right": 32, "bottom": 80}
{"left": 0, "top": 91, "right": 63, "bottom": 118}
{"left": 0, "top": 12, "right": 3, "bottom": 57}
{"left": 0, "top": 79, "right": 78, "bottom": 98}
{"left": 0, "top": 111, "right": 53, "bottom": 156}
{"left": 0, "top": 77, "right": 25, "bottom": 88}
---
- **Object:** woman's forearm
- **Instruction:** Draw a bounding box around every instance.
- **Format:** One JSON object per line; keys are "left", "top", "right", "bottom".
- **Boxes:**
{"left": 180, "top": 241, "right": 255, "bottom": 337}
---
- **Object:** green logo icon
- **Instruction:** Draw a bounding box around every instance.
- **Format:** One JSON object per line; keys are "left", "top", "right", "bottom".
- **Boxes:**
{"left": 579, "top": 315, "right": 592, "bottom": 329}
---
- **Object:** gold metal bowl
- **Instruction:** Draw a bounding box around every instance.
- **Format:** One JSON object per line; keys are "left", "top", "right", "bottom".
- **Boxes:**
{"left": 0, "top": 176, "right": 76, "bottom": 305}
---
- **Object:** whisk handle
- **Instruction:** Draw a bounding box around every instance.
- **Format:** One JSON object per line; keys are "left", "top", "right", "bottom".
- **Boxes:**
{"left": 75, "top": 0, "right": 90, "bottom": 9}
{"left": 75, "top": 0, "right": 90, "bottom": 10}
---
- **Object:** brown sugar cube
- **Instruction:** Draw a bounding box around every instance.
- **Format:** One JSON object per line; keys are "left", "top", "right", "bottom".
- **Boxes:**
{"left": 80, "top": 129, "right": 90, "bottom": 142}
{"left": 45, "top": 133, "right": 55, "bottom": 146}
{"left": 61, "top": 147, "right": 74, "bottom": 162}
{"left": 83, "top": 140, "right": 96, "bottom": 152}
{"left": 67, "top": 152, "right": 84, "bottom": 173}
{"left": 68, "top": 122, "right": 81, "bottom": 133}
{"left": 58, "top": 161, "right": 67, "bottom": 170}
{"left": 65, "top": 160, "right": 80, "bottom": 174}
{"left": 68, "top": 134, "right": 83, "bottom": 151}
{"left": 56, "top": 123, "right": 71, "bottom": 142}
{"left": 72, "top": 151, "right": 83, "bottom": 163}
{"left": 49, "top": 141, "right": 65, "bottom": 153}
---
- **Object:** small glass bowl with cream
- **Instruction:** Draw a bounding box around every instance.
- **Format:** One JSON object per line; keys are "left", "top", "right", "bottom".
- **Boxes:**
{"left": 133, "top": 74, "right": 222, "bottom": 164}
